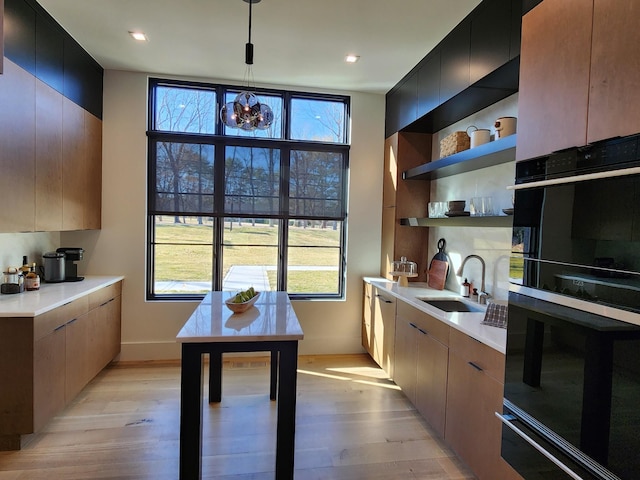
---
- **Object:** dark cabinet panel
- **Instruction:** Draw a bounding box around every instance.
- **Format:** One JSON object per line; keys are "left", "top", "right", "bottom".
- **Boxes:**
{"left": 35, "top": 13, "right": 64, "bottom": 94}
{"left": 3, "top": 0, "right": 35, "bottom": 74}
{"left": 4, "top": 0, "right": 103, "bottom": 118}
{"left": 470, "top": 0, "right": 512, "bottom": 84}
{"left": 510, "top": 0, "right": 523, "bottom": 59}
{"left": 385, "top": 74, "right": 417, "bottom": 136}
{"left": 439, "top": 18, "right": 470, "bottom": 103}
{"left": 417, "top": 49, "right": 440, "bottom": 119}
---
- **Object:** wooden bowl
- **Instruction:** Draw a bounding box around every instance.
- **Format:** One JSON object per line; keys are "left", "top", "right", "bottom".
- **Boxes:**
{"left": 224, "top": 292, "right": 260, "bottom": 314}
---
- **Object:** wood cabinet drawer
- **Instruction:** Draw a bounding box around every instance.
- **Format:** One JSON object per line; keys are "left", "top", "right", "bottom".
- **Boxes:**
{"left": 397, "top": 300, "right": 449, "bottom": 346}
{"left": 34, "top": 296, "right": 89, "bottom": 342}
{"left": 88, "top": 281, "right": 122, "bottom": 310}
{"left": 449, "top": 328, "right": 505, "bottom": 383}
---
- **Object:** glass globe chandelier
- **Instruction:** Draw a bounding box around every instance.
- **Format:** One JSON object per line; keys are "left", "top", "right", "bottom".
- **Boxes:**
{"left": 220, "top": 0, "right": 274, "bottom": 131}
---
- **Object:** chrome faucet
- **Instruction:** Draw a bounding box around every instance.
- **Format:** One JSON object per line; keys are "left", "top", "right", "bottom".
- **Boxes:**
{"left": 456, "top": 254, "right": 488, "bottom": 301}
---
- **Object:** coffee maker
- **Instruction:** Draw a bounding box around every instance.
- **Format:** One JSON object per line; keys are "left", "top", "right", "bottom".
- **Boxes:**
{"left": 56, "top": 247, "right": 85, "bottom": 282}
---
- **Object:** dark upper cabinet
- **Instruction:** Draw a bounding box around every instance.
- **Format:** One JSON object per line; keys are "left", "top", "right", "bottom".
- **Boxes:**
{"left": 510, "top": 0, "right": 523, "bottom": 59}
{"left": 469, "top": 0, "right": 512, "bottom": 84}
{"left": 385, "top": 0, "right": 523, "bottom": 138}
{"left": 439, "top": 17, "right": 470, "bottom": 103}
{"left": 36, "top": 13, "right": 64, "bottom": 94}
{"left": 386, "top": 74, "right": 418, "bottom": 135}
{"left": 3, "top": 0, "right": 103, "bottom": 118}
{"left": 3, "top": 0, "right": 36, "bottom": 75}
{"left": 417, "top": 49, "right": 440, "bottom": 118}
{"left": 64, "top": 37, "right": 103, "bottom": 118}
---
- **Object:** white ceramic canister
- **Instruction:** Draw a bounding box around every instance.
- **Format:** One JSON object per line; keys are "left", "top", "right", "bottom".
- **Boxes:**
{"left": 494, "top": 116, "right": 517, "bottom": 138}
{"left": 466, "top": 126, "right": 491, "bottom": 148}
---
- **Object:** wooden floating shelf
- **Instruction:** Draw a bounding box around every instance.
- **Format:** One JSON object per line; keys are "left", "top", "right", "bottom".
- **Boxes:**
{"left": 402, "top": 134, "right": 517, "bottom": 180}
{"left": 400, "top": 216, "right": 513, "bottom": 228}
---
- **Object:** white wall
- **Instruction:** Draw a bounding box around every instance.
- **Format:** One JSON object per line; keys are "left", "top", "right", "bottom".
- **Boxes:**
{"left": 428, "top": 94, "right": 519, "bottom": 301}
{"left": 60, "top": 70, "right": 386, "bottom": 361}
{"left": 0, "top": 232, "right": 60, "bottom": 271}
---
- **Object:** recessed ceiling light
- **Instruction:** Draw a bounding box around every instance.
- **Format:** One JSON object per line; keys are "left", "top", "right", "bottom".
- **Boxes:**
{"left": 345, "top": 55, "right": 360, "bottom": 64}
{"left": 129, "top": 31, "right": 148, "bottom": 42}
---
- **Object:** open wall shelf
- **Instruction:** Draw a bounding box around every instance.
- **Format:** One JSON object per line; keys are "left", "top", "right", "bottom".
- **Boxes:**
{"left": 400, "top": 215, "right": 513, "bottom": 228}
{"left": 402, "top": 134, "right": 517, "bottom": 180}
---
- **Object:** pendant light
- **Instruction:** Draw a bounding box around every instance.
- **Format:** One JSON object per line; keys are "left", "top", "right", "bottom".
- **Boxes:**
{"left": 220, "top": 0, "right": 274, "bottom": 131}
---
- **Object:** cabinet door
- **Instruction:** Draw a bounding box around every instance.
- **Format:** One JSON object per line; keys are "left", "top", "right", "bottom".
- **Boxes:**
{"left": 65, "top": 313, "right": 90, "bottom": 402}
{"left": 372, "top": 288, "right": 396, "bottom": 377}
{"left": 84, "top": 111, "right": 102, "bottom": 229}
{"left": 0, "top": 59, "right": 35, "bottom": 232}
{"left": 393, "top": 318, "right": 417, "bottom": 403}
{"left": 470, "top": 0, "right": 512, "bottom": 84}
{"left": 415, "top": 329, "right": 448, "bottom": 437}
{"left": 440, "top": 18, "right": 470, "bottom": 103}
{"left": 33, "top": 325, "right": 66, "bottom": 431}
{"left": 35, "top": 79, "right": 63, "bottom": 231}
{"left": 417, "top": 49, "right": 440, "bottom": 118}
{"left": 88, "top": 296, "right": 121, "bottom": 379}
{"left": 385, "top": 74, "right": 418, "bottom": 135}
{"left": 587, "top": 0, "right": 640, "bottom": 143}
{"left": 62, "top": 97, "right": 86, "bottom": 230}
{"left": 446, "top": 330, "right": 518, "bottom": 480}
{"left": 516, "top": 0, "right": 592, "bottom": 161}
{"left": 362, "top": 282, "right": 374, "bottom": 355}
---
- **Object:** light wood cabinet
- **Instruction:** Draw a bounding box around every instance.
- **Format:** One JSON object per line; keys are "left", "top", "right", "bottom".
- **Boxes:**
{"left": 62, "top": 97, "right": 86, "bottom": 230}
{"left": 0, "top": 59, "right": 35, "bottom": 233}
{"left": 394, "top": 301, "right": 449, "bottom": 437}
{"left": 381, "top": 133, "right": 431, "bottom": 282}
{"left": 516, "top": 0, "right": 591, "bottom": 161}
{"left": 362, "top": 281, "right": 374, "bottom": 356}
{"left": 371, "top": 286, "right": 396, "bottom": 377}
{"left": 35, "top": 78, "right": 64, "bottom": 231}
{"left": 445, "top": 328, "right": 520, "bottom": 480}
{"left": 0, "top": 281, "right": 122, "bottom": 450}
{"left": 84, "top": 110, "right": 102, "bottom": 229}
{"left": 587, "top": 0, "right": 640, "bottom": 143}
{"left": 0, "top": 59, "right": 101, "bottom": 233}
{"left": 517, "top": 0, "right": 640, "bottom": 161}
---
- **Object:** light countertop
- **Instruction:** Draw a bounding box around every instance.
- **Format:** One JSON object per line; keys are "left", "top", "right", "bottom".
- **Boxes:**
{"left": 0, "top": 276, "right": 124, "bottom": 317}
{"left": 364, "top": 277, "right": 507, "bottom": 354}
{"left": 177, "top": 291, "right": 304, "bottom": 343}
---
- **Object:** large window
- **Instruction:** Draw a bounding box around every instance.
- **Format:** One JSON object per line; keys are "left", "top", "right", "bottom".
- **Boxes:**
{"left": 147, "top": 79, "right": 350, "bottom": 300}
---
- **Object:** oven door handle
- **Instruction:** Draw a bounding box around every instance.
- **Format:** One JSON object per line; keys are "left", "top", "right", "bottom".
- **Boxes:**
{"left": 507, "top": 166, "right": 640, "bottom": 190}
{"left": 495, "top": 412, "right": 584, "bottom": 480}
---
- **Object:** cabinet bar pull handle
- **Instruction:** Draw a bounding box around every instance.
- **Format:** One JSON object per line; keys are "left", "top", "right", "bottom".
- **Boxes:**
{"left": 54, "top": 324, "right": 66, "bottom": 332}
{"left": 67, "top": 318, "right": 78, "bottom": 325}
{"left": 495, "top": 412, "right": 584, "bottom": 480}
{"left": 468, "top": 361, "right": 483, "bottom": 371}
{"left": 417, "top": 328, "right": 428, "bottom": 335}
{"left": 375, "top": 294, "right": 393, "bottom": 304}
{"left": 409, "top": 322, "right": 418, "bottom": 329}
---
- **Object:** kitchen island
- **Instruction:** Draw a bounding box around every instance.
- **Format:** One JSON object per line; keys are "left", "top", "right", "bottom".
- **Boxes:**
{"left": 176, "top": 291, "right": 304, "bottom": 480}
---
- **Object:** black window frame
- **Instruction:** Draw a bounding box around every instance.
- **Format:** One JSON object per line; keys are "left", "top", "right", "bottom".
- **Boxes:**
{"left": 146, "top": 78, "right": 350, "bottom": 301}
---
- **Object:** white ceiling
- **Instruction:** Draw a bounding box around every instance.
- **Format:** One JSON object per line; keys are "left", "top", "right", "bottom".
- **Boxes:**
{"left": 36, "top": 0, "right": 481, "bottom": 95}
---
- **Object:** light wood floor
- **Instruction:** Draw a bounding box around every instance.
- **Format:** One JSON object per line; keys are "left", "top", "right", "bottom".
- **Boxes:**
{"left": 0, "top": 354, "right": 475, "bottom": 479}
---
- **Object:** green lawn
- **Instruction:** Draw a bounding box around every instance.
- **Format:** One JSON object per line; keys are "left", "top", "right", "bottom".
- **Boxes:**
{"left": 153, "top": 220, "right": 341, "bottom": 292}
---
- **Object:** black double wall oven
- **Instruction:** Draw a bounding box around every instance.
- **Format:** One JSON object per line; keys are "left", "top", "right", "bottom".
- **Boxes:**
{"left": 498, "top": 133, "right": 640, "bottom": 480}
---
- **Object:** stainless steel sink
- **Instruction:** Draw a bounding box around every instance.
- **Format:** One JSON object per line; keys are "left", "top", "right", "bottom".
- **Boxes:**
{"left": 420, "top": 299, "right": 484, "bottom": 313}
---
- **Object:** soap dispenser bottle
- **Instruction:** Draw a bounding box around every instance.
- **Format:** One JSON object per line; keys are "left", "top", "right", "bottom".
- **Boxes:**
{"left": 461, "top": 278, "right": 471, "bottom": 297}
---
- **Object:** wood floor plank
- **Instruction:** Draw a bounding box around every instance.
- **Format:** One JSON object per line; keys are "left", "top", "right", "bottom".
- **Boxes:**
{"left": 0, "top": 354, "right": 474, "bottom": 479}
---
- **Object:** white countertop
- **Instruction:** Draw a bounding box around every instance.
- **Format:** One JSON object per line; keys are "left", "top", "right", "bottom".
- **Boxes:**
{"left": 364, "top": 277, "right": 507, "bottom": 354}
{"left": 0, "top": 276, "right": 125, "bottom": 317}
{"left": 177, "top": 291, "right": 304, "bottom": 343}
